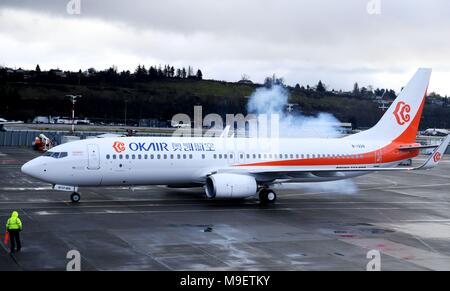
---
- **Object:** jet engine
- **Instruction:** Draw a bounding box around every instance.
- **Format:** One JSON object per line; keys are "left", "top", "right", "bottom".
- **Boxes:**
{"left": 205, "top": 173, "right": 257, "bottom": 199}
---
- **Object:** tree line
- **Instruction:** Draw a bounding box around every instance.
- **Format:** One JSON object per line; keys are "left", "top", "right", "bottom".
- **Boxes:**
{"left": 0, "top": 64, "right": 203, "bottom": 86}
{"left": 1, "top": 66, "right": 449, "bottom": 129}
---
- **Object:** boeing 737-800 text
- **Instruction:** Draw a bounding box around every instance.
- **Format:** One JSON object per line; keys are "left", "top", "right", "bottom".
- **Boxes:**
{"left": 21, "top": 68, "right": 450, "bottom": 203}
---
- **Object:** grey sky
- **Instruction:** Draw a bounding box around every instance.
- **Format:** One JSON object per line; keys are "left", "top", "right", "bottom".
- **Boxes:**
{"left": 0, "top": 0, "right": 449, "bottom": 94}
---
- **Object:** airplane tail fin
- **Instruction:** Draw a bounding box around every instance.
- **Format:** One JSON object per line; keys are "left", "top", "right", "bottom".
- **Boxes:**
{"left": 346, "top": 68, "right": 432, "bottom": 143}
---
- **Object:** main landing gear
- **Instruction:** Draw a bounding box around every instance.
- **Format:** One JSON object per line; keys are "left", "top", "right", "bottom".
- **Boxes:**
{"left": 70, "top": 192, "right": 81, "bottom": 203}
{"left": 258, "top": 188, "right": 277, "bottom": 204}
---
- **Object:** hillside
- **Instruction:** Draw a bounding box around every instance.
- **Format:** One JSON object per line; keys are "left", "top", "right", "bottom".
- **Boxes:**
{"left": 1, "top": 68, "right": 449, "bottom": 129}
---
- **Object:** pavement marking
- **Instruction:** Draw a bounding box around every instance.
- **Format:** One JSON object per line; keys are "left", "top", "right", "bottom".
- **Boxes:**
{"left": 377, "top": 222, "right": 450, "bottom": 239}
{"left": 0, "top": 187, "right": 53, "bottom": 191}
{"left": 23, "top": 205, "right": 450, "bottom": 216}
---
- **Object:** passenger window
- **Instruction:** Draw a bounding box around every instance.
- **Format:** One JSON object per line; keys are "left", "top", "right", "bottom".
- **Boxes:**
{"left": 219, "top": 154, "right": 222, "bottom": 159}
{"left": 125, "top": 154, "right": 129, "bottom": 159}
{"left": 240, "top": 154, "right": 244, "bottom": 159}
{"left": 177, "top": 154, "right": 181, "bottom": 159}
{"left": 246, "top": 154, "right": 250, "bottom": 159}
{"left": 230, "top": 154, "right": 233, "bottom": 159}
{"left": 163, "top": 154, "right": 167, "bottom": 159}
{"left": 132, "top": 154, "right": 136, "bottom": 159}
{"left": 189, "top": 154, "right": 193, "bottom": 159}
{"left": 170, "top": 154, "right": 174, "bottom": 159}
{"left": 258, "top": 154, "right": 261, "bottom": 159}
{"left": 138, "top": 154, "right": 141, "bottom": 159}
{"left": 113, "top": 154, "right": 117, "bottom": 159}
{"left": 119, "top": 155, "right": 123, "bottom": 159}
{"left": 144, "top": 154, "right": 148, "bottom": 159}
{"left": 202, "top": 154, "right": 205, "bottom": 159}
{"left": 106, "top": 154, "right": 110, "bottom": 159}
{"left": 214, "top": 154, "right": 217, "bottom": 159}
{"left": 224, "top": 154, "right": 227, "bottom": 159}
{"left": 150, "top": 154, "right": 154, "bottom": 159}
{"left": 290, "top": 154, "right": 294, "bottom": 159}
{"left": 183, "top": 154, "right": 187, "bottom": 159}
{"left": 253, "top": 154, "right": 256, "bottom": 159}
{"left": 157, "top": 154, "right": 161, "bottom": 159}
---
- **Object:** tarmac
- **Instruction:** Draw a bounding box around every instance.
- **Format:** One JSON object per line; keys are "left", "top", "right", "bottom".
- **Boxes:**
{"left": 0, "top": 147, "right": 450, "bottom": 271}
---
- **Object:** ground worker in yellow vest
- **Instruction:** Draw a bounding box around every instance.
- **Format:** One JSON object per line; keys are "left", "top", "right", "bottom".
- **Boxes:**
{"left": 5, "top": 211, "right": 22, "bottom": 253}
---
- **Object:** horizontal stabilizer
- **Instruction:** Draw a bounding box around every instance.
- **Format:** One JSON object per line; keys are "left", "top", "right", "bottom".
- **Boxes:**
{"left": 398, "top": 144, "right": 438, "bottom": 151}
{"left": 417, "top": 135, "right": 450, "bottom": 170}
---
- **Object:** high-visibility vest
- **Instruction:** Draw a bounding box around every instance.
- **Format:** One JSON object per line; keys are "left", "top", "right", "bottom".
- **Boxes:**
{"left": 6, "top": 212, "right": 22, "bottom": 230}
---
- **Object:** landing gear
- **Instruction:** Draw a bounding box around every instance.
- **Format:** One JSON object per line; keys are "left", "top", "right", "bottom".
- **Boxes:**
{"left": 70, "top": 192, "right": 81, "bottom": 203}
{"left": 259, "top": 188, "right": 277, "bottom": 204}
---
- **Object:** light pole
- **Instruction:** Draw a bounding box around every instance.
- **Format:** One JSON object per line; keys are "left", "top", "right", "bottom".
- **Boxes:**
{"left": 66, "top": 94, "right": 82, "bottom": 133}
{"left": 124, "top": 99, "right": 128, "bottom": 126}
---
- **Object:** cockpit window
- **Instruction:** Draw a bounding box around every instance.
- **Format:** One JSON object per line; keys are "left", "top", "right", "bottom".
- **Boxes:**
{"left": 43, "top": 151, "right": 68, "bottom": 159}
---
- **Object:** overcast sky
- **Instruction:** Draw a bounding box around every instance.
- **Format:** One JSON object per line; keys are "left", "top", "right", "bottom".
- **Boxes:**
{"left": 1, "top": 0, "right": 449, "bottom": 95}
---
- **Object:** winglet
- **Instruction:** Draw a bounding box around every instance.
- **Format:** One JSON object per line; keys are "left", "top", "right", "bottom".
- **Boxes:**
{"left": 417, "top": 134, "right": 450, "bottom": 170}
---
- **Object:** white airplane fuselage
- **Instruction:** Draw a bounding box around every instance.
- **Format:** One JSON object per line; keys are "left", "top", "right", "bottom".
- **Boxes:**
{"left": 21, "top": 136, "right": 416, "bottom": 187}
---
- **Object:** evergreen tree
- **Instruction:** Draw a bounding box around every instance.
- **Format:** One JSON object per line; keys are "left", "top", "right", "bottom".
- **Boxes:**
{"left": 316, "top": 80, "right": 326, "bottom": 92}
{"left": 353, "top": 82, "right": 360, "bottom": 96}
{"left": 196, "top": 69, "right": 203, "bottom": 80}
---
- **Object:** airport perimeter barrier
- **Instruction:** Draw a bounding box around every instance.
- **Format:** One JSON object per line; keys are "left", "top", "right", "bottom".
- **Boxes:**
{"left": 1, "top": 130, "right": 450, "bottom": 154}
{"left": 0, "top": 130, "right": 173, "bottom": 147}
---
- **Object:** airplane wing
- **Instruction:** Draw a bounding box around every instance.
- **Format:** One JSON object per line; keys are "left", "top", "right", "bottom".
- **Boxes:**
{"left": 234, "top": 134, "right": 450, "bottom": 177}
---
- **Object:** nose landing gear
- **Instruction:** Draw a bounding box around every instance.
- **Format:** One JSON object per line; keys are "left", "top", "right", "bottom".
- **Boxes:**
{"left": 70, "top": 192, "right": 81, "bottom": 203}
{"left": 258, "top": 188, "right": 277, "bottom": 204}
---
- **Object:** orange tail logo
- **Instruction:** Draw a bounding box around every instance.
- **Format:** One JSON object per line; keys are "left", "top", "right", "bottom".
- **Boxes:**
{"left": 433, "top": 152, "right": 441, "bottom": 162}
{"left": 393, "top": 101, "right": 411, "bottom": 125}
{"left": 112, "top": 141, "right": 126, "bottom": 153}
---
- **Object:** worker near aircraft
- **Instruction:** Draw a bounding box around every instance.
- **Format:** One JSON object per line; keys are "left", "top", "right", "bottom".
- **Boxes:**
{"left": 5, "top": 211, "right": 22, "bottom": 253}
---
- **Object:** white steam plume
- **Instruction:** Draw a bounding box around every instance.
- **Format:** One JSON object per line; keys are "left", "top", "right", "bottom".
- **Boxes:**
{"left": 247, "top": 84, "right": 358, "bottom": 194}
{"left": 273, "top": 180, "right": 358, "bottom": 195}
{"left": 247, "top": 85, "right": 343, "bottom": 138}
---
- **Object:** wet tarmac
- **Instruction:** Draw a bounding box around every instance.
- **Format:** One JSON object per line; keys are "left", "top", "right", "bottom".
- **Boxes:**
{"left": 0, "top": 147, "right": 449, "bottom": 270}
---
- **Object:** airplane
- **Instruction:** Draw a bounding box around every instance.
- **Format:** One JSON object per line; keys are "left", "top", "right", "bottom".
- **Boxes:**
{"left": 21, "top": 68, "right": 450, "bottom": 204}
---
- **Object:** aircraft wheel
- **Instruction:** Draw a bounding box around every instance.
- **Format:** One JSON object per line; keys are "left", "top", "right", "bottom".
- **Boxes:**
{"left": 259, "top": 189, "right": 277, "bottom": 204}
{"left": 70, "top": 192, "right": 81, "bottom": 203}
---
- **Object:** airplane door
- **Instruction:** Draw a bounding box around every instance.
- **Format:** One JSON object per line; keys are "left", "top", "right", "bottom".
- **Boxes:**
{"left": 87, "top": 144, "right": 101, "bottom": 170}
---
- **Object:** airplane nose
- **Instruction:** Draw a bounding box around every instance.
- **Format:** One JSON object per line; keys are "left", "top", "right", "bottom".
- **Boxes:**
{"left": 21, "top": 159, "right": 43, "bottom": 179}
